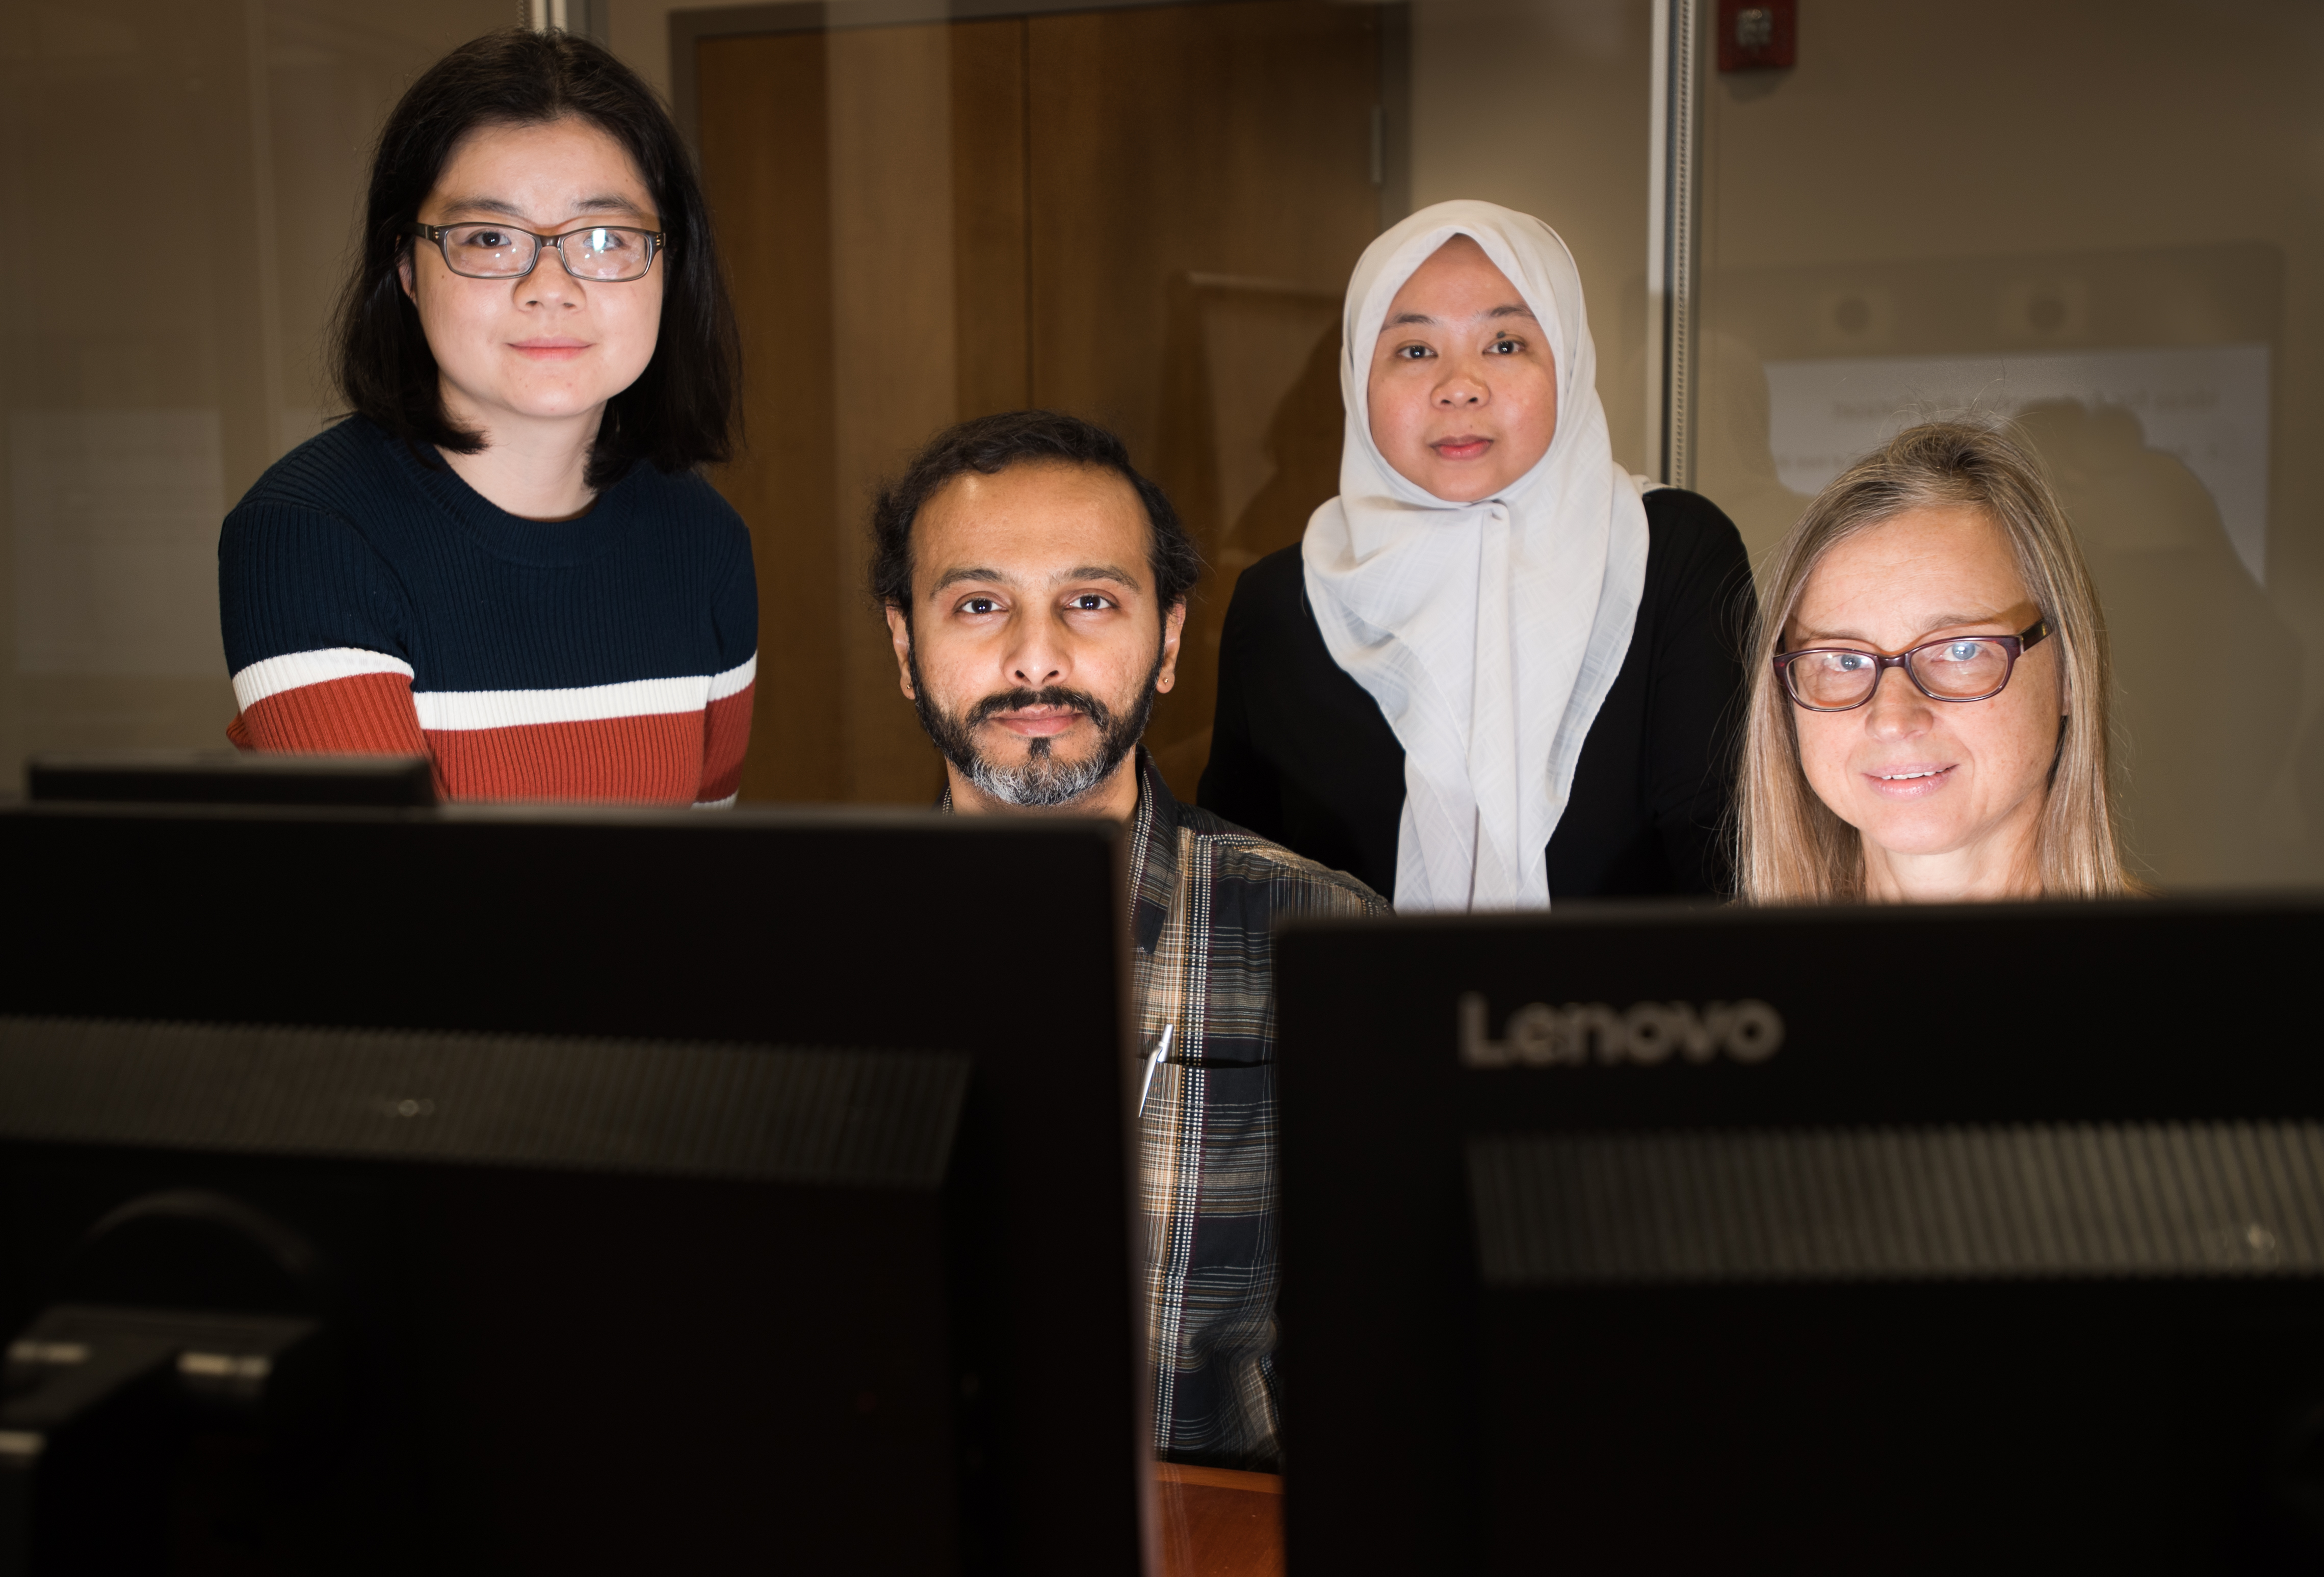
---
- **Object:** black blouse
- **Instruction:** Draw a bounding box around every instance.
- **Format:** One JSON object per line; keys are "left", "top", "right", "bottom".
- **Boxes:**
{"left": 1196, "top": 488, "right": 1756, "bottom": 903}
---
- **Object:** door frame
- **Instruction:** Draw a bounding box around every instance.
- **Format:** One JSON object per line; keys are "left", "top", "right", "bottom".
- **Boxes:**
{"left": 1647, "top": 0, "right": 1703, "bottom": 489}
{"left": 671, "top": 0, "right": 1410, "bottom": 227}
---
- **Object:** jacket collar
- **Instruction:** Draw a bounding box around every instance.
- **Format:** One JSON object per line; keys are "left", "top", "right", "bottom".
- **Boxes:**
{"left": 1126, "top": 749, "right": 1180, "bottom": 957}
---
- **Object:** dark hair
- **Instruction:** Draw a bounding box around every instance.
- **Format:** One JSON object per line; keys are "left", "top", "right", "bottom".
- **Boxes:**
{"left": 871, "top": 411, "right": 1202, "bottom": 619}
{"left": 333, "top": 29, "right": 739, "bottom": 489}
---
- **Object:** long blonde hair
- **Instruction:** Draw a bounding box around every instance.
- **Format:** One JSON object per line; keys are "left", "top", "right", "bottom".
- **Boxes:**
{"left": 1735, "top": 420, "right": 2138, "bottom": 901}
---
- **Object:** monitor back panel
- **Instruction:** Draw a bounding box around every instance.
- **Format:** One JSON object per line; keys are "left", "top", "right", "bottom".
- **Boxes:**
{"left": 0, "top": 804, "right": 1144, "bottom": 1576}
{"left": 1277, "top": 896, "right": 2324, "bottom": 1575}
{"left": 1, "top": 1071, "right": 964, "bottom": 1573}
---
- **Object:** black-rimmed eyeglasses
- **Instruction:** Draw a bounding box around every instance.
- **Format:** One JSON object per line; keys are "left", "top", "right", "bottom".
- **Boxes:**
{"left": 1773, "top": 619, "right": 2052, "bottom": 712}
{"left": 409, "top": 222, "right": 665, "bottom": 282}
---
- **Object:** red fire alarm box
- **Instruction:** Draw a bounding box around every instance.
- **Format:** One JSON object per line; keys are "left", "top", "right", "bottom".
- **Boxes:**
{"left": 1717, "top": 0, "right": 1796, "bottom": 72}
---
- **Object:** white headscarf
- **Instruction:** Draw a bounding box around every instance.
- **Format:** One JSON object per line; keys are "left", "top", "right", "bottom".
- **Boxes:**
{"left": 1302, "top": 200, "right": 1651, "bottom": 912}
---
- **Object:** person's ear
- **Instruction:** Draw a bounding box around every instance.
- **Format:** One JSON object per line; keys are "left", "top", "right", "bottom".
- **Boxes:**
{"left": 398, "top": 245, "right": 417, "bottom": 303}
{"left": 885, "top": 604, "right": 917, "bottom": 700}
{"left": 1154, "top": 599, "right": 1188, "bottom": 694}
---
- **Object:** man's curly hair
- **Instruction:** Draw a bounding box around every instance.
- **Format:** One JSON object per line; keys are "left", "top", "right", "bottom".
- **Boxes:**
{"left": 870, "top": 410, "right": 1202, "bottom": 620}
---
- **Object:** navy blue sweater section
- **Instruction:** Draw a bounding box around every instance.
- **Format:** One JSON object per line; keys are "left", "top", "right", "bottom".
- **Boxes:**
{"left": 219, "top": 417, "right": 755, "bottom": 696}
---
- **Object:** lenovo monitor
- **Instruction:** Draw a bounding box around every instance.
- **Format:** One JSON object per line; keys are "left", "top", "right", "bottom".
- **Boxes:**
{"left": 1278, "top": 896, "right": 2324, "bottom": 1574}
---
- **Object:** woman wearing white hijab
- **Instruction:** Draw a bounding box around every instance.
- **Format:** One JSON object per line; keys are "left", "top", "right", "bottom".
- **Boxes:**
{"left": 1198, "top": 201, "right": 1753, "bottom": 909}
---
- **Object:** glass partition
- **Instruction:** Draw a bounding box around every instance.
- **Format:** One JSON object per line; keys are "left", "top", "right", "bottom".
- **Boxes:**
{"left": 14, "top": 0, "right": 2312, "bottom": 891}
{"left": 3, "top": 0, "right": 1659, "bottom": 816}
{"left": 686, "top": 0, "right": 1661, "bottom": 805}
{"left": 0, "top": 0, "right": 509, "bottom": 788}
{"left": 1690, "top": 0, "right": 2324, "bottom": 887}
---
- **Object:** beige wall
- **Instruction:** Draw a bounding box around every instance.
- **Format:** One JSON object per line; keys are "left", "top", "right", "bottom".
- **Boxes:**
{"left": 1693, "top": 0, "right": 2324, "bottom": 887}
{"left": 1409, "top": 0, "right": 1651, "bottom": 475}
{"left": 0, "top": 0, "right": 511, "bottom": 786}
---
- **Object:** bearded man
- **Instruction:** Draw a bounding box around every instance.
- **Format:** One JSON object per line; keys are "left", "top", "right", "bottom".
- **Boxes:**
{"left": 874, "top": 410, "right": 1386, "bottom": 1470}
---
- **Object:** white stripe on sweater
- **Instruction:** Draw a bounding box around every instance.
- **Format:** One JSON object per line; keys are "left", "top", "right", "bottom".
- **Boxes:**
{"left": 232, "top": 647, "right": 415, "bottom": 711}
{"left": 232, "top": 649, "right": 757, "bottom": 732}
{"left": 416, "top": 675, "right": 708, "bottom": 731}
{"left": 707, "top": 652, "right": 756, "bottom": 701}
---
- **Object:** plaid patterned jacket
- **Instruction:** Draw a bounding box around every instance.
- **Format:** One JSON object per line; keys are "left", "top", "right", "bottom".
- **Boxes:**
{"left": 1119, "top": 752, "right": 1388, "bottom": 1468}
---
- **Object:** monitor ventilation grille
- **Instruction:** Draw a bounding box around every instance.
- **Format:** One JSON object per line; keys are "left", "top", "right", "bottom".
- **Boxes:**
{"left": 1470, "top": 1123, "right": 2324, "bottom": 1284}
{"left": 0, "top": 1016, "right": 969, "bottom": 1189}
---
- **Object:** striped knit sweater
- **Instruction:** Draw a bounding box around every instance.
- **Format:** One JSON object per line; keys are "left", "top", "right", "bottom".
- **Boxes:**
{"left": 218, "top": 417, "right": 756, "bottom": 806}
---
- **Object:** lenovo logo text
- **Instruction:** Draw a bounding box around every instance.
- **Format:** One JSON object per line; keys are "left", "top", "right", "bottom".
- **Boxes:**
{"left": 1459, "top": 993, "right": 1784, "bottom": 1068}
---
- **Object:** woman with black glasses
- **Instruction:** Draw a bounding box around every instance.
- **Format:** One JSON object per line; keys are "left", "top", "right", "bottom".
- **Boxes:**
{"left": 219, "top": 29, "right": 753, "bottom": 804}
{"left": 1736, "top": 420, "right": 2142, "bottom": 901}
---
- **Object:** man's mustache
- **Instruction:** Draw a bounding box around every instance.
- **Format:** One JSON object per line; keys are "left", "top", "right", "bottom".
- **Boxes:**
{"left": 965, "top": 687, "right": 1115, "bottom": 728}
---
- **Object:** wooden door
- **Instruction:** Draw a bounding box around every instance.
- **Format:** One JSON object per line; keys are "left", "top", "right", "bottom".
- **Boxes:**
{"left": 697, "top": 0, "right": 1384, "bottom": 804}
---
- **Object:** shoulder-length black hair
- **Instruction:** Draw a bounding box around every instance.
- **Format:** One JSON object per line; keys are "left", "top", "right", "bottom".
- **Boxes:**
{"left": 334, "top": 29, "right": 739, "bottom": 489}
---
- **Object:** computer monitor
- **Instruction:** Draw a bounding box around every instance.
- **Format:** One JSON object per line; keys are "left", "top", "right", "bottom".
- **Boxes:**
{"left": 0, "top": 801, "right": 1144, "bottom": 1575}
{"left": 1276, "top": 896, "right": 2324, "bottom": 1574}
{"left": 24, "top": 750, "right": 436, "bottom": 807}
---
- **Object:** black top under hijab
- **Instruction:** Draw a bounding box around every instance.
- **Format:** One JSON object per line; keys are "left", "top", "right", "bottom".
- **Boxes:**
{"left": 1196, "top": 487, "right": 1757, "bottom": 903}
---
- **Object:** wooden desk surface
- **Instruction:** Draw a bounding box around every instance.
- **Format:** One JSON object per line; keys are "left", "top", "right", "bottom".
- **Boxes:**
{"left": 1155, "top": 1462, "right": 1283, "bottom": 1577}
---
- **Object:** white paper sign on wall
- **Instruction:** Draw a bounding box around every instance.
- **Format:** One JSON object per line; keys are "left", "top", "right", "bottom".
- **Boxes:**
{"left": 1763, "top": 345, "right": 2271, "bottom": 585}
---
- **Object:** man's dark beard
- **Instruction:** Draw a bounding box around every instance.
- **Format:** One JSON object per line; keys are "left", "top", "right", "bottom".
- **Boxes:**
{"left": 910, "top": 645, "right": 1164, "bottom": 808}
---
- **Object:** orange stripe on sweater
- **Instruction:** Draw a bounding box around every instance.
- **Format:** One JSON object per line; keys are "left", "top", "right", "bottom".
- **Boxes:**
{"left": 425, "top": 713, "right": 707, "bottom": 804}
{"left": 233, "top": 672, "right": 431, "bottom": 756}
{"left": 233, "top": 675, "right": 746, "bottom": 805}
{"left": 699, "top": 682, "right": 754, "bottom": 802}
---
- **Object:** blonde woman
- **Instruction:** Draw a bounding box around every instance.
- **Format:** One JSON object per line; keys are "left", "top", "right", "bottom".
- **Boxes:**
{"left": 1737, "top": 420, "right": 2138, "bottom": 901}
